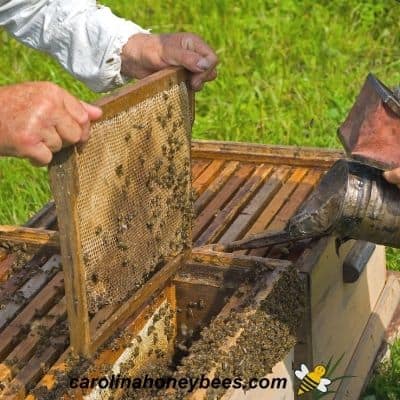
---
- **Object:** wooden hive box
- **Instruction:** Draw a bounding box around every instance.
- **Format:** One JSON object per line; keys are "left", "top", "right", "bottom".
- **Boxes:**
{"left": 0, "top": 82, "right": 399, "bottom": 399}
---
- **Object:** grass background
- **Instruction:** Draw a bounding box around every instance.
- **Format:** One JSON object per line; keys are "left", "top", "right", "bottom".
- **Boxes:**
{"left": 0, "top": 0, "right": 399, "bottom": 397}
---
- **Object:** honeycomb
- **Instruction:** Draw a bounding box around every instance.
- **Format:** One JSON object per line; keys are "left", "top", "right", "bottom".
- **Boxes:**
{"left": 59, "top": 82, "right": 192, "bottom": 313}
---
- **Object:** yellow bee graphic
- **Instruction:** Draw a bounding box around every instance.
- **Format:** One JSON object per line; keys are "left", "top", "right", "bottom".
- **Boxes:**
{"left": 295, "top": 364, "right": 331, "bottom": 395}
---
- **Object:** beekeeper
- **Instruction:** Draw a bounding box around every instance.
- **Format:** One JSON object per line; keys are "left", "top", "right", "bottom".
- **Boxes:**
{"left": 0, "top": 1, "right": 218, "bottom": 165}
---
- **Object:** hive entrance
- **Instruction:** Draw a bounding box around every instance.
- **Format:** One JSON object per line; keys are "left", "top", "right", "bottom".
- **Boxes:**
{"left": 49, "top": 68, "right": 193, "bottom": 356}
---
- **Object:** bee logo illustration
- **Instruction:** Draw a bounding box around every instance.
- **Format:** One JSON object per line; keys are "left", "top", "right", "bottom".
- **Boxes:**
{"left": 295, "top": 364, "right": 331, "bottom": 395}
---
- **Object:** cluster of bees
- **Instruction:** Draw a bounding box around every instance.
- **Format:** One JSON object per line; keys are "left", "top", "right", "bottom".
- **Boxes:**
{"left": 0, "top": 241, "right": 33, "bottom": 275}
{"left": 215, "top": 269, "right": 304, "bottom": 390}
{"left": 117, "top": 302, "right": 174, "bottom": 379}
{"left": 31, "top": 352, "right": 89, "bottom": 399}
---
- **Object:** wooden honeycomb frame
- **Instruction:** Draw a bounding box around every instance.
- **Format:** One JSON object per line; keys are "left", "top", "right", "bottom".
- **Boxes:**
{"left": 48, "top": 68, "right": 194, "bottom": 357}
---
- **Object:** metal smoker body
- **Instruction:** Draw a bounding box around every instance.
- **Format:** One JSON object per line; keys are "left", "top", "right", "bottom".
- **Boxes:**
{"left": 289, "top": 160, "right": 400, "bottom": 248}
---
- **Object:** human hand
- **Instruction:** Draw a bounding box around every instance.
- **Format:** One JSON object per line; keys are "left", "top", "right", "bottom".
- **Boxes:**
{"left": 0, "top": 82, "right": 102, "bottom": 166}
{"left": 121, "top": 33, "right": 218, "bottom": 91}
{"left": 383, "top": 168, "right": 400, "bottom": 190}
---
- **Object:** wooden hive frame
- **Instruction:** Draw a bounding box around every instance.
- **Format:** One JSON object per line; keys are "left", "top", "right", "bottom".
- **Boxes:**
{"left": 47, "top": 67, "right": 195, "bottom": 357}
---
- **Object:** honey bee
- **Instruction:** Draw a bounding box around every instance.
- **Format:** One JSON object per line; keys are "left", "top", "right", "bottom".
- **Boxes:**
{"left": 115, "top": 164, "right": 123, "bottom": 177}
{"left": 90, "top": 273, "right": 98, "bottom": 284}
{"left": 166, "top": 104, "right": 173, "bottom": 119}
{"left": 295, "top": 364, "right": 331, "bottom": 395}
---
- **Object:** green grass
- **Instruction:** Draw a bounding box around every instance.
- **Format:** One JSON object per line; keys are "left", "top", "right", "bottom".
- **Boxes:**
{"left": 364, "top": 340, "right": 400, "bottom": 400}
{"left": 0, "top": 0, "right": 399, "bottom": 396}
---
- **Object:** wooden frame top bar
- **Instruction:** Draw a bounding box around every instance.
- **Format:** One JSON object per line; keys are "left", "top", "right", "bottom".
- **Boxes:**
{"left": 95, "top": 67, "right": 192, "bottom": 121}
{"left": 191, "top": 140, "right": 344, "bottom": 168}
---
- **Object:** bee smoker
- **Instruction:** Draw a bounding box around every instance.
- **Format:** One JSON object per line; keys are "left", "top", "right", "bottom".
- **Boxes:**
{"left": 222, "top": 159, "right": 400, "bottom": 251}
{"left": 286, "top": 160, "right": 400, "bottom": 248}
{"left": 221, "top": 74, "right": 400, "bottom": 252}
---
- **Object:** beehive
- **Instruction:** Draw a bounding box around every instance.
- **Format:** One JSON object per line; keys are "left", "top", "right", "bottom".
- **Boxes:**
{"left": 0, "top": 108, "right": 399, "bottom": 399}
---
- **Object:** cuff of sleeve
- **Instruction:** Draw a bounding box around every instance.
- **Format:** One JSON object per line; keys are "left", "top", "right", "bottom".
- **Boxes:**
{"left": 106, "top": 20, "right": 151, "bottom": 90}
{"left": 88, "top": 18, "right": 150, "bottom": 92}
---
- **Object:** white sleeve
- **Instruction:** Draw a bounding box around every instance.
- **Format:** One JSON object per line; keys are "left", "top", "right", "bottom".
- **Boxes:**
{"left": 0, "top": 0, "right": 149, "bottom": 92}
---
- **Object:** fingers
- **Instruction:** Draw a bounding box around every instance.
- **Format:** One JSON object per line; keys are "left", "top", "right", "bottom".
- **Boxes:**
{"left": 164, "top": 43, "right": 218, "bottom": 90}
{"left": 41, "top": 127, "right": 63, "bottom": 152}
{"left": 54, "top": 111, "right": 85, "bottom": 146}
{"left": 120, "top": 32, "right": 218, "bottom": 91}
{"left": 60, "top": 94, "right": 102, "bottom": 144}
{"left": 208, "top": 69, "right": 218, "bottom": 81}
{"left": 63, "top": 92, "right": 90, "bottom": 126}
{"left": 63, "top": 92, "right": 102, "bottom": 124}
{"left": 191, "top": 68, "right": 218, "bottom": 91}
{"left": 28, "top": 142, "right": 53, "bottom": 166}
{"left": 179, "top": 34, "right": 219, "bottom": 91}
{"left": 56, "top": 96, "right": 102, "bottom": 146}
{"left": 162, "top": 45, "right": 206, "bottom": 73}
{"left": 383, "top": 169, "right": 400, "bottom": 189}
{"left": 180, "top": 36, "right": 215, "bottom": 72}
{"left": 161, "top": 33, "right": 219, "bottom": 79}
{"left": 186, "top": 35, "right": 219, "bottom": 70}
{"left": 0, "top": 82, "right": 102, "bottom": 167}
{"left": 79, "top": 102, "right": 103, "bottom": 142}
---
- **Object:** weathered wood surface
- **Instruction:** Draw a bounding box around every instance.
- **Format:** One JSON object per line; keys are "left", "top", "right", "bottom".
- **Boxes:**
{"left": 311, "top": 242, "right": 386, "bottom": 394}
{"left": 0, "top": 226, "right": 59, "bottom": 248}
{"left": 95, "top": 67, "right": 194, "bottom": 123}
{"left": 335, "top": 273, "right": 400, "bottom": 400}
{"left": 48, "top": 146, "right": 91, "bottom": 357}
{"left": 191, "top": 140, "right": 343, "bottom": 167}
{"left": 190, "top": 247, "right": 291, "bottom": 270}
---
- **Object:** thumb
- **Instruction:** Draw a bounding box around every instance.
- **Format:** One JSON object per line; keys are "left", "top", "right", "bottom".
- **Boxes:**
{"left": 81, "top": 101, "right": 103, "bottom": 121}
{"left": 383, "top": 169, "right": 400, "bottom": 185}
{"left": 383, "top": 170, "right": 392, "bottom": 181}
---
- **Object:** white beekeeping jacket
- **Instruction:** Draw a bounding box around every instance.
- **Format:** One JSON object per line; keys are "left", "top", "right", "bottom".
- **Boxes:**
{"left": 0, "top": 0, "right": 149, "bottom": 92}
